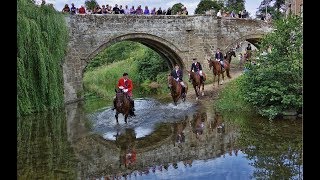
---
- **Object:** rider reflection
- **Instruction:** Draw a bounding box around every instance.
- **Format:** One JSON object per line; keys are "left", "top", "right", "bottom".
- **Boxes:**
{"left": 173, "top": 121, "right": 187, "bottom": 146}
{"left": 192, "top": 111, "right": 207, "bottom": 139}
{"left": 115, "top": 128, "right": 137, "bottom": 168}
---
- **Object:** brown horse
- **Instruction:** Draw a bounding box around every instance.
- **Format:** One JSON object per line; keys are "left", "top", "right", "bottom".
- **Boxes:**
{"left": 167, "top": 74, "right": 188, "bottom": 105}
{"left": 114, "top": 89, "right": 133, "bottom": 124}
{"left": 224, "top": 49, "right": 236, "bottom": 64}
{"left": 207, "top": 59, "right": 231, "bottom": 86}
{"left": 187, "top": 70, "right": 206, "bottom": 100}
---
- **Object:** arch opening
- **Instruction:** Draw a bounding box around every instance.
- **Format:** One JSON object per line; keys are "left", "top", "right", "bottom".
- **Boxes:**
{"left": 85, "top": 33, "right": 185, "bottom": 71}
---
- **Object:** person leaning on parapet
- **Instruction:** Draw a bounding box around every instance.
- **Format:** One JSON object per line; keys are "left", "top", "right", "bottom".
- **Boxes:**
{"left": 62, "top": 4, "right": 70, "bottom": 13}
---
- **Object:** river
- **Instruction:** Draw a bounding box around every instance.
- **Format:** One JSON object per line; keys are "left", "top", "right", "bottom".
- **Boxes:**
{"left": 17, "top": 95, "right": 302, "bottom": 179}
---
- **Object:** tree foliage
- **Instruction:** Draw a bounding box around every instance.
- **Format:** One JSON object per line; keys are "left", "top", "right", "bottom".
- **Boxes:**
{"left": 256, "top": 0, "right": 286, "bottom": 20}
{"left": 240, "top": 16, "right": 302, "bottom": 119}
{"left": 85, "top": 41, "right": 142, "bottom": 71}
{"left": 85, "top": 0, "right": 98, "bottom": 11}
{"left": 224, "top": 0, "right": 245, "bottom": 14}
{"left": 195, "top": 0, "right": 223, "bottom": 14}
{"left": 17, "top": 0, "right": 68, "bottom": 117}
{"left": 171, "top": 3, "right": 184, "bottom": 15}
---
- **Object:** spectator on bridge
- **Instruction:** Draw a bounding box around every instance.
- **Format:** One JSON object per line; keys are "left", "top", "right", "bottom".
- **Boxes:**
{"left": 70, "top": 3, "right": 76, "bottom": 15}
{"left": 144, "top": 6, "right": 150, "bottom": 15}
{"left": 124, "top": 5, "right": 130, "bottom": 14}
{"left": 62, "top": 4, "right": 70, "bottom": 13}
{"left": 93, "top": 5, "right": 102, "bottom": 14}
{"left": 166, "top": 7, "right": 172, "bottom": 15}
{"left": 156, "top": 7, "right": 162, "bottom": 15}
{"left": 78, "top": 5, "right": 86, "bottom": 14}
{"left": 238, "top": 11, "right": 242, "bottom": 18}
{"left": 135, "top": 5, "right": 143, "bottom": 15}
{"left": 217, "top": 9, "right": 222, "bottom": 18}
{"left": 119, "top": 5, "right": 124, "bottom": 14}
{"left": 181, "top": 6, "right": 188, "bottom": 15}
{"left": 130, "top": 5, "right": 135, "bottom": 14}
{"left": 151, "top": 7, "right": 156, "bottom": 15}
{"left": 230, "top": 10, "right": 235, "bottom": 18}
{"left": 113, "top": 4, "right": 120, "bottom": 14}
{"left": 101, "top": 5, "right": 107, "bottom": 14}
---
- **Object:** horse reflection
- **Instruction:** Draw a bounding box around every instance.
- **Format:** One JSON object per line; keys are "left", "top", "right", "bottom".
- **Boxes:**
{"left": 213, "top": 111, "right": 225, "bottom": 133}
{"left": 191, "top": 112, "right": 207, "bottom": 139}
{"left": 173, "top": 120, "right": 187, "bottom": 146}
{"left": 115, "top": 128, "right": 137, "bottom": 168}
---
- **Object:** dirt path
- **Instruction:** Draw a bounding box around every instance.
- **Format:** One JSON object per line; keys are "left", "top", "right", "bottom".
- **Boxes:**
{"left": 186, "top": 67, "right": 243, "bottom": 103}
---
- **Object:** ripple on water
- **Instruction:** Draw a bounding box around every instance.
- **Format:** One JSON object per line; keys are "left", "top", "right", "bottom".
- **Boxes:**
{"left": 87, "top": 98, "right": 198, "bottom": 140}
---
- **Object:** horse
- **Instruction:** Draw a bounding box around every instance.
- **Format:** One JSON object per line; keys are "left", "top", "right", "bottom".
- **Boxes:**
{"left": 224, "top": 49, "right": 236, "bottom": 64}
{"left": 167, "top": 74, "right": 188, "bottom": 105}
{"left": 207, "top": 59, "right": 231, "bottom": 86}
{"left": 187, "top": 70, "right": 206, "bottom": 100}
{"left": 114, "top": 89, "right": 133, "bottom": 124}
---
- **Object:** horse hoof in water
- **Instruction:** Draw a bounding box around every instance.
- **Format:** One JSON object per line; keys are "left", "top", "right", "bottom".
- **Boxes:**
{"left": 201, "top": 92, "right": 204, "bottom": 96}
{"left": 196, "top": 97, "right": 199, "bottom": 100}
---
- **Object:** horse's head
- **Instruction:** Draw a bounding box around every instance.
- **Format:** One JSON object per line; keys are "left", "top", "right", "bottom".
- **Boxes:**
{"left": 230, "top": 49, "right": 236, "bottom": 57}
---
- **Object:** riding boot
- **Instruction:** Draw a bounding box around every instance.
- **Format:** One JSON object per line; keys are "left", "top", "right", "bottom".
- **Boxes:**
{"left": 200, "top": 76, "right": 204, "bottom": 83}
{"left": 182, "top": 86, "right": 185, "bottom": 94}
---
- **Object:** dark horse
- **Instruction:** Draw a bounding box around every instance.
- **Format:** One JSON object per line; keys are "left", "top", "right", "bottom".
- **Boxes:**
{"left": 224, "top": 49, "right": 236, "bottom": 64}
{"left": 187, "top": 70, "right": 206, "bottom": 100}
{"left": 168, "top": 74, "right": 188, "bottom": 105}
{"left": 207, "top": 59, "right": 231, "bottom": 86}
{"left": 114, "top": 89, "right": 133, "bottom": 124}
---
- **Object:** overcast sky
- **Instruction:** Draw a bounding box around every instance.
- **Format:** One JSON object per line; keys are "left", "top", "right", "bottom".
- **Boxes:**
{"left": 40, "top": 0, "right": 262, "bottom": 17}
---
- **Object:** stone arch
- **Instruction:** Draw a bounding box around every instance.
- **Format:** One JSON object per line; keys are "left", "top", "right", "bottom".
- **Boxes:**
{"left": 224, "top": 33, "right": 265, "bottom": 51}
{"left": 84, "top": 33, "right": 185, "bottom": 73}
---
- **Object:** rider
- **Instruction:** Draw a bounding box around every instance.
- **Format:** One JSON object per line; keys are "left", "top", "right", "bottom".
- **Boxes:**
{"left": 215, "top": 48, "right": 224, "bottom": 71}
{"left": 171, "top": 64, "right": 186, "bottom": 95}
{"left": 112, "top": 72, "right": 135, "bottom": 116}
{"left": 190, "top": 58, "right": 204, "bottom": 83}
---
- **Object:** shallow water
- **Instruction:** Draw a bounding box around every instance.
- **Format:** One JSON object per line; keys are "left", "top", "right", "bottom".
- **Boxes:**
{"left": 17, "top": 98, "right": 303, "bottom": 179}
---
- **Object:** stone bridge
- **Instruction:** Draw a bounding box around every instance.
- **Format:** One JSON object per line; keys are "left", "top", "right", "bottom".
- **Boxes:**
{"left": 63, "top": 14, "right": 273, "bottom": 103}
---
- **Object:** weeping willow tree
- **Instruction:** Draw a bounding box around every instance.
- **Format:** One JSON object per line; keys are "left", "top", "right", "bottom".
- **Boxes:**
{"left": 17, "top": 0, "right": 68, "bottom": 117}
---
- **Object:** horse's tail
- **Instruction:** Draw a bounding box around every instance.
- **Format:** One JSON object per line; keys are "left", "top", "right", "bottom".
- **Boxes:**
{"left": 226, "top": 68, "right": 231, "bottom": 78}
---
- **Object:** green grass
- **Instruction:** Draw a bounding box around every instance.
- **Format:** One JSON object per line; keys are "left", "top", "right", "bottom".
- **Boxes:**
{"left": 214, "top": 75, "right": 252, "bottom": 113}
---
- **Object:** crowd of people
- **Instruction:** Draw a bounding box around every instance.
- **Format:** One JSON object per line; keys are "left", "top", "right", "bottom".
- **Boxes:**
{"left": 61, "top": 3, "right": 189, "bottom": 15}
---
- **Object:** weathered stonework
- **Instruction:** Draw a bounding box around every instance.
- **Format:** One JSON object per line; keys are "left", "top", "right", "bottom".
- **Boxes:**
{"left": 63, "top": 14, "right": 272, "bottom": 103}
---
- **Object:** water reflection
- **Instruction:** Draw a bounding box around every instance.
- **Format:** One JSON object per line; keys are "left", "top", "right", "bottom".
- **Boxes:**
{"left": 17, "top": 109, "right": 77, "bottom": 179}
{"left": 17, "top": 98, "right": 303, "bottom": 180}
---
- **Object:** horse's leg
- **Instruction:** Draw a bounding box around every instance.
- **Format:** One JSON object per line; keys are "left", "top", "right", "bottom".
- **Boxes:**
{"left": 201, "top": 83, "right": 204, "bottom": 96}
{"left": 115, "top": 112, "right": 119, "bottom": 124}
{"left": 213, "top": 73, "right": 216, "bottom": 87}
{"left": 194, "top": 85, "right": 199, "bottom": 100}
{"left": 124, "top": 114, "right": 128, "bottom": 124}
{"left": 221, "top": 72, "right": 224, "bottom": 85}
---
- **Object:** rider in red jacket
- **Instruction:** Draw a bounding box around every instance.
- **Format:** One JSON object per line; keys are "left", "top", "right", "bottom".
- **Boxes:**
{"left": 112, "top": 73, "right": 135, "bottom": 116}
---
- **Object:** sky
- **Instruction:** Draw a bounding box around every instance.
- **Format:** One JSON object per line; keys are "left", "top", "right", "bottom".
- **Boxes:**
{"left": 39, "top": 0, "right": 262, "bottom": 17}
